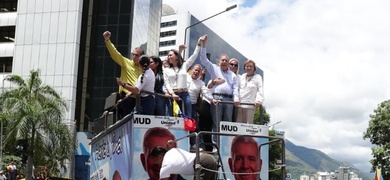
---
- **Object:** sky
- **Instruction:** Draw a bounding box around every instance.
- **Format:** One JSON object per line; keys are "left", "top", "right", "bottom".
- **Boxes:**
{"left": 163, "top": 0, "right": 390, "bottom": 173}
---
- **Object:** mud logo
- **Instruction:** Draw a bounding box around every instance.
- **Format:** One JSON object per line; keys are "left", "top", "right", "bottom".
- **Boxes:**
{"left": 133, "top": 117, "right": 151, "bottom": 124}
{"left": 221, "top": 125, "right": 238, "bottom": 132}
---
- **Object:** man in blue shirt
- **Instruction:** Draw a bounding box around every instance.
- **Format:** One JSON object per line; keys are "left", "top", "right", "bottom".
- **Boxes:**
{"left": 199, "top": 35, "right": 240, "bottom": 151}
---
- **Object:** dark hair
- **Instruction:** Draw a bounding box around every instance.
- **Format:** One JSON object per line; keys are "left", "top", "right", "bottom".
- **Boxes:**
{"left": 150, "top": 56, "right": 164, "bottom": 93}
{"left": 169, "top": 49, "right": 183, "bottom": 69}
{"left": 148, "top": 146, "right": 168, "bottom": 157}
{"left": 139, "top": 55, "right": 150, "bottom": 83}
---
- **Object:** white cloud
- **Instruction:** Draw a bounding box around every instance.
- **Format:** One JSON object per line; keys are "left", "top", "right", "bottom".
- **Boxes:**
{"left": 163, "top": 0, "right": 390, "bottom": 173}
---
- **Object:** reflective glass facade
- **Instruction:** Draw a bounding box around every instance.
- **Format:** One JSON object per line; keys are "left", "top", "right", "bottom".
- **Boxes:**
{"left": 187, "top": 16, "right": 264, "bottom": 81}
{"left": 77, "top": 0, "right": 162, "bottom": 127}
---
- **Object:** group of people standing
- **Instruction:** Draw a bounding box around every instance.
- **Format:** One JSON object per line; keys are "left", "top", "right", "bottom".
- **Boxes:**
{"left": 103, "top": 31, "right": 206, "bottom": 118}
{"left": 103, "top": 31, "right": 264, "bottom": 150}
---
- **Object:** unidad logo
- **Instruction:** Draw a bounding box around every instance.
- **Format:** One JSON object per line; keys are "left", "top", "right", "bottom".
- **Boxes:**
{"left": 246, "top": 128, "right": 259, "bottom": 134}
{"left": 161, "top": 119, "right": 177, "bottom": 127}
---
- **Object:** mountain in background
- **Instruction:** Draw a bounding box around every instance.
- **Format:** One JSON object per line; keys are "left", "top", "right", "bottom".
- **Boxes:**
{"left": 285, "top": 139, "right": 372, "bottom": 180}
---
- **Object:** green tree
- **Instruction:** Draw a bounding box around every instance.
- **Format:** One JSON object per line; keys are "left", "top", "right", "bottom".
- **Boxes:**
{"left": 0, "top": 69, "right": 74, "bottom": 180}
{"left": 253, "top": 106, "right": 285, "bottom": 179}
{"left": 254, "top": 106, "right": 270, "bottom": 125}
{"left": 363, "top": 100, "right": 390, "bottom": 180}
{"left": 268, "top": 130, "right": 284, "bottom": 180}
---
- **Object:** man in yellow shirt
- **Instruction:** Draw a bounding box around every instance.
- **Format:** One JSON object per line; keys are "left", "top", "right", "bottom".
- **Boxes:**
{"left": 103, "top": 31, "right": 143, "bottom": 117}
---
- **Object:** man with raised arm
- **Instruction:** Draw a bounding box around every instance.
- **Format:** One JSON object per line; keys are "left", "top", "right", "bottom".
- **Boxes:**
{"left": 199, "top": 35, "right": 240, "bottom": 151}
{"left": 103, "top": 31, "right": 143, "bottom": 116}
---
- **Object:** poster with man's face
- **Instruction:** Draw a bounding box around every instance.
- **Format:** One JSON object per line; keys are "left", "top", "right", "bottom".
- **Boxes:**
{"left": 132, "top": 115, "right": 190, "bottom": 180}
{"left": 219, "top": 121, "right": 269, "bottom": 180}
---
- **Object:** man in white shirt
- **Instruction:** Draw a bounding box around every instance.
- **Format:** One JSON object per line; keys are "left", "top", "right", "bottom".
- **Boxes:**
{"left": 0, "top": 170, "right": 7, "bottom": 180}
{"left": 200, "top": 35, "right": 240, "bottom": 149}
{"left": 148, "top": 147, "right": 217, "bottom": 180}
{"left": 7, "top": 162, "right": 16, "bottom": 180}
{"left": 187, "top": 64, "right": 206, "bottom": 150}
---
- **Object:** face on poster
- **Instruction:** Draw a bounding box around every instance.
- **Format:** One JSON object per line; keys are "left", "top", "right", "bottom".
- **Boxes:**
{"left": 132, "top": 115, "right": 190, "bottom": 180}
{"left": 219, "top": 121, "right": 269, "bottom": 180}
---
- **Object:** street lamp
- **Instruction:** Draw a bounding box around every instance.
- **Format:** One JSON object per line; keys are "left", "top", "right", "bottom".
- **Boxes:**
{"left": 269, "top": 121, "right": 282, "bottom": 130}
{"left": 182, "top": 4, "right": 237, "bottom": 58}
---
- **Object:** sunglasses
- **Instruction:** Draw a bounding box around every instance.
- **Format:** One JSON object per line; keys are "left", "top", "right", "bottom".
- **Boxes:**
{"left": 230, "top": 63, "right": 238, "bottom": 67}
{"left": 148, "top": 146, "right": 167, "bottom": 157}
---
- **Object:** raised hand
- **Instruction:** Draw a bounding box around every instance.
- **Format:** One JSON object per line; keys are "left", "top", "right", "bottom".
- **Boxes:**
{"left": 179, "top": 45, "right": 187, "bottom": 53}
{"left": 103, "top": 31, "right": 111, "bottom": 41}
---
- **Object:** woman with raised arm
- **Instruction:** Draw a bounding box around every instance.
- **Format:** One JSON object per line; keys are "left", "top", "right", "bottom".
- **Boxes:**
{"left": 163, "top": 35, "right": 206, "bottom": 117}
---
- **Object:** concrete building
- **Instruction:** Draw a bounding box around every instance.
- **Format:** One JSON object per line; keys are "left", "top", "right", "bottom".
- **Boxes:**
{"left": 337, "top": 167, "right": 351, "bottom": 180}
{"left": 159, "top": 4, "right": 263, "bottom": 82}
{"left": 299, "top": 167, "right": 362, "bottom": 180}
{"left": 0, "top": 0, "right": 162, "bottom": 178}
{"left": 300, "top": 174, "right": 310, "bottom": 180}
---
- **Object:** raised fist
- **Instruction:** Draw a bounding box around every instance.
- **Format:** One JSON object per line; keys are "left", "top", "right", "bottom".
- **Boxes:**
{"left": 103, "top": 31, "right": 111, "bottom": 41}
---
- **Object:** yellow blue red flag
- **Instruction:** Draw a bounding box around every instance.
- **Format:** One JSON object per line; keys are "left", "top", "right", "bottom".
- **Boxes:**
{"left": 375, "top": 167, "right": 384, "bottom": 180}
{"left": 172, "top": 100, "right": 182, "bottom": 117}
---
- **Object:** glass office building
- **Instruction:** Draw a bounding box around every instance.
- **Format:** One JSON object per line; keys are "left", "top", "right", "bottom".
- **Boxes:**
{"left": 0, "top": 0, "right": 162, "bottom": 178}
{"left": 80, "top": 0, "right": 162, "bottom": 130}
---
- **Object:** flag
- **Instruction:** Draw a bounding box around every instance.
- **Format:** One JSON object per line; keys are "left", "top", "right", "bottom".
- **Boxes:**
{"left": 375, "top": 167, "right": 384, "bottom": 180}
{"left": 172, "top": 100, "right": 182, "bottom": 117}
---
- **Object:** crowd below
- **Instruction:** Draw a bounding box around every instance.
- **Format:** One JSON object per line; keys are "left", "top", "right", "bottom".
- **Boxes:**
{"left": 1, "top": 162, "right": 50, "bottom": 180}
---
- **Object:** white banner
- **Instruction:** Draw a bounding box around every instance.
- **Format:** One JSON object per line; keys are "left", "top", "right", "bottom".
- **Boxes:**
{"left": 219, "top": 121, "right": 269, "bottom": 136}
{"left": 133, "top": 114, "right": 185, "bottom": 129}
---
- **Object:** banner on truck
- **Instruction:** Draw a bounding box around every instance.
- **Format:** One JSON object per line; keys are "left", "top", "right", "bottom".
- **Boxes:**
{"left": 219, "top": 121, "right": 269, "bottom": 180}
{"left": 132, "top": 114, "right": 190, "bottom": 180}
{"left": 90, "top": 119, "right": 132, "bottom": 180}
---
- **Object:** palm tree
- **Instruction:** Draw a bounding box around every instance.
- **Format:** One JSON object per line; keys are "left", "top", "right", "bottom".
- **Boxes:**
{"left": 0, "top": 69, "right": 74, "bottom": 180}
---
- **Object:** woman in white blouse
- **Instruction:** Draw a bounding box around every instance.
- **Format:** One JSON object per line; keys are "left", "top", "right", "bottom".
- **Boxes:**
{"left": 164, "top": 35, "right": 206, "bottom": 117}
{"left": 236, "top": 60, "right": 264, "bottom": 123}
{"left": 116, "top": 55, "right": 155, "bottom": 115}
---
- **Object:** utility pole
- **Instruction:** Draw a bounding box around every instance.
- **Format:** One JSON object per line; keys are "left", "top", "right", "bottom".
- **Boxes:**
{"left": 182, "top": 4, "right": 237, "bottom": 58}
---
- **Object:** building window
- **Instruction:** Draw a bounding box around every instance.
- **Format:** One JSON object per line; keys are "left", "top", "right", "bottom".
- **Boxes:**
{"left": 159, "top": 50, "right": 169, "bottom": 57}
{"left": 0, "top": 26, "right": 15, "bottom": 42}
{"left": 0, "top": 57, "right": 13, "bottom": 73}
{"left": 160, "top": 30, "right": 177, "bottom": 38}
{"left": 159, "top": 40, "right": 176, "bottom": 47}
{"left": 161, "top": 20, "right": 177, "bottom": 28}
{"left": 0, "top": 0, "right": 18, "bottom": 12}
